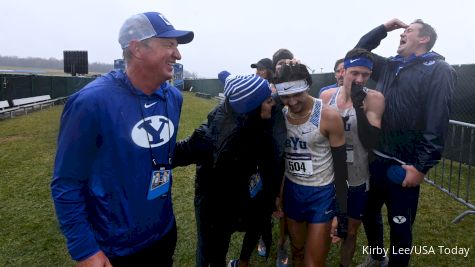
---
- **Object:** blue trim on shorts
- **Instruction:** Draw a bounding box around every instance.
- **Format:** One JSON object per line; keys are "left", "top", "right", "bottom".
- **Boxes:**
{"left": 283, "top": 178, "right": 336, "bottom": 223}
{"left": 347, "top": 183, "right": 368, "bottom": 220}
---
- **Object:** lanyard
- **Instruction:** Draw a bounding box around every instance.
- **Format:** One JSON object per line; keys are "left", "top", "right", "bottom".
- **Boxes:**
{"left": 137, "top": 94, "right": 172, "bottom": 168}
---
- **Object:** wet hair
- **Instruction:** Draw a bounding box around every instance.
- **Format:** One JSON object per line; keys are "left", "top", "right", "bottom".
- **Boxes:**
{"left": 122, "top": 38, "right": 153, "bottom": 64}
{"left": 344, "top": 48, "right": 374, "bottom": 62}
{"left": 260, "top": 68, "right": 275, "bottom": 81}
{"left": 412, "top": 19, "right": 437, "bottom": 51}
{"left": 272, "top": 48, "right": 294, "bottom": 69}
{"left": 275, "top": 63, "right": 312, "bottom": 86}
{"left": 123, "top": 48, "right": 132, "bottom": 63}
{"left": 334, "top": 58, "right": 344, "bottom": 72}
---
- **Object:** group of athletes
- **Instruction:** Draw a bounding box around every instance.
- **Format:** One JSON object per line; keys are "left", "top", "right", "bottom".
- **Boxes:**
{"left": 218, "top": 17, "right": 455, "bottom": 267}
{"left": 51, "top": 11, "right": 455, "bottom": 267}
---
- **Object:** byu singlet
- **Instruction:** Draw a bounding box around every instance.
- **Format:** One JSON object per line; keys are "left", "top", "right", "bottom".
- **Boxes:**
{"left": 283, "top": 98, "right": 334, "bottom": 186}
{"left": 328, "top": 87, "right": 369, "bottom": 187}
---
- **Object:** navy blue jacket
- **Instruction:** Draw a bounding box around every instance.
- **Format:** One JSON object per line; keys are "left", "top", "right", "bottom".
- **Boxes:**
{"left": 356, "top": 25, "right": 456, "bottom": 173}
{"left": 51, "top": 70, "right": 182, "bottom": 260}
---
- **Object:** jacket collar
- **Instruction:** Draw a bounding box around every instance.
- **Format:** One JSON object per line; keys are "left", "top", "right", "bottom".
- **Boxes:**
{"left": 110, "top": 69, "right": 169, "bottom": 100}
{"left": 389, "top": 51, "right": 445, "bottom": 75}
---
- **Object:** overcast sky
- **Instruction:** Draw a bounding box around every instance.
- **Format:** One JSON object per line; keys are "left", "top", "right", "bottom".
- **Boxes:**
{"left": 2, "top": 0, "right": 474, "bottom": 78}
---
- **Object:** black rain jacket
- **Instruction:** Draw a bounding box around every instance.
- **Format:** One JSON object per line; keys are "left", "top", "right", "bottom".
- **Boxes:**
{"left": 356, "top": 25, "right": 456, "bottom": 173}
{"left": 173, "top": 99, "right": 286, "bottom": 254}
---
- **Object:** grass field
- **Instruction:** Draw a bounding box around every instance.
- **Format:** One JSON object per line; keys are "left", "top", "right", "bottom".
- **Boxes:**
{"left": 0, "top": 92, "right": 474, "bottom": 266}
{"left": 427, "top": 160, "right": 475, "bottom": 206}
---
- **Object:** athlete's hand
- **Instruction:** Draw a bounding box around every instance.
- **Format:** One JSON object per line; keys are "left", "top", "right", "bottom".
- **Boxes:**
{"left": 77, "top": 251, "right": 112, "bottom": 267}
{"left": 260, "top": 97, "right": 275, "bottom": 119}
{"left": 273, "top": 197, "right": 284, "bottom": 218}
{"left": 284, "top": 58, "right": 301, "bottom": 66}
{"left": 401, "top": 165, "right": 425, "bottom": 187}
{"left": 330, "top": 217, "right": 341, "bottom": 244}
{"left": 336, "top": 214, "right": 348, "bottom": 239}
{"left": 350, "top": 82, "right": 367, "bottom": 109}
{"left": 384, "top": 18, "right": 408, "bottom": 32}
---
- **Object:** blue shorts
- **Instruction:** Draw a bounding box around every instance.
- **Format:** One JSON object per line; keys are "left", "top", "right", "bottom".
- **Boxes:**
{"left": 283, "top": 178, "right": 336, "bottom": 223}
{"left": 347, "top": 183, "right": 368, "bottom": 220}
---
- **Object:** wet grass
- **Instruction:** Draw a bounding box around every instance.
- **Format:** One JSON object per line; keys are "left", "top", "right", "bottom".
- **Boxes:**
{"left": 0, "top": 92, "right": 473, "bottom": 266}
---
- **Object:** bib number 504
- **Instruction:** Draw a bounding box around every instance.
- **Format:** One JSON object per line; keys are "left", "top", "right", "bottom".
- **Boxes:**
{"left": 288, "top": 160, "right": 307, "bottom": 172}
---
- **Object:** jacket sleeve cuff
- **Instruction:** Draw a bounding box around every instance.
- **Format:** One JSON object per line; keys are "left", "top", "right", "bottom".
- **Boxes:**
{"left": 69, "top": 235, "right": 101, "bottom": 261}
{"left": 377, "top": 24, "right": 389, "bottom": 35}
{"left": 414, "top": 162, "right": 431, "bottom": 175}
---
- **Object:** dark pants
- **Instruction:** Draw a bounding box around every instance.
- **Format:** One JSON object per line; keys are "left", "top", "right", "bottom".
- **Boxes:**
{"left": 239, "top": 191, "right": 273, "bottom": 262}
{"left": 109, "top": 222, "right": 177, "bottom": 267}
{"left": 362, "top": 157, "right": 420, "bottom": 267}
{"left": 194, "top": 173, "right": 272, "bottom": 266}
{"left": 239, "top": 230, "right": 260, "bottom": 262}
{"left": 195, "top": 193, "right": 233, "bottom": 267}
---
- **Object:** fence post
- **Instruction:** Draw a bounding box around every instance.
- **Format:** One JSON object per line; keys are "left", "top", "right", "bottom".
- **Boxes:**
{"left": 31, "top": 75, "right": 35, "bottom": 96}
{"left": 50, "top": 76, "right": 54, "bottom": 98}
{"left": 467, "top": 128, "right": 474, "bottom": 204}
{"left": 0, "top": 75, "right": 4, "bottom": 100}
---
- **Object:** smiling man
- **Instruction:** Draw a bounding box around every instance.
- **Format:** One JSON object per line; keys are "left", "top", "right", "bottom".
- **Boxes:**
{"left": 275, "top": 62, "right": 348, "bottom": 267}
{"left": 354, "top": 19, "right": 456, "bottom": 267}
{"left": 51, "top": 12, "right": 193, "bottom": 267}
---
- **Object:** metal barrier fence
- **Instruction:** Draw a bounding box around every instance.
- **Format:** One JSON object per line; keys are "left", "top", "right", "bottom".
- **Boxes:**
{"left": 425, "top": 120, "right": 475, "bottom": 223}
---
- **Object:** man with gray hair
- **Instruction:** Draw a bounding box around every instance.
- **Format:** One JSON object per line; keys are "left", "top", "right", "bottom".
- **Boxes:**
{"left": 51, "top": 11, "right": 193, "bottom": 267}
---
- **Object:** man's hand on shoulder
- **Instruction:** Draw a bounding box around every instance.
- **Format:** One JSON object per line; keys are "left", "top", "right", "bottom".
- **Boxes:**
{"left": 384, "top": 18, "right": 408, "bottom": 32}
{"left": 77, "top": 251, "right": 112, "bottom": 267}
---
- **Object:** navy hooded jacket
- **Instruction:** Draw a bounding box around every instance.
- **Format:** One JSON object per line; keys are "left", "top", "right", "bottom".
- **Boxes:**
{"left": 51, "top": 70, "right": 182, "bottom": 260}
{"left": 356, "top": 24, "right": 456, "bottom": 173}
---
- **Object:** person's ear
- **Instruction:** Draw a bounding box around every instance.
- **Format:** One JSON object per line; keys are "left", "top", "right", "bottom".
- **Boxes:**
{"left": 419, "top": 35, "right": 430, "bottom": 46}
{"left": 129, "top": 40, "right": 143, "bottom": 59}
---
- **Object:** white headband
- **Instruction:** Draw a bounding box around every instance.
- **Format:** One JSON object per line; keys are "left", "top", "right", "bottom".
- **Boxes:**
{"left": 275, "top": 80, "right": 309, "bottom": 96}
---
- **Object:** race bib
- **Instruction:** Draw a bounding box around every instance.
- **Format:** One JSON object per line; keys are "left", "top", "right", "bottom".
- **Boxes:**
{"left": 285, "top": 153, "right": 313, "bottom": 177}
{"left": 346, "top": 144, "right": 354, "bottom": 164}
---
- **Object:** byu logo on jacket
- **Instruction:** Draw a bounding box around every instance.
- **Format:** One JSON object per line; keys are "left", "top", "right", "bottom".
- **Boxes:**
{"left": 131, "top": 116, "right": 175, "bottom": 148}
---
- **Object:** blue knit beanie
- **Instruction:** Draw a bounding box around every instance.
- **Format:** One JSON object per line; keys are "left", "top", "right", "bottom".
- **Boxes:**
{"left": 218, "top": 71, "right": 271, "bottom": 114}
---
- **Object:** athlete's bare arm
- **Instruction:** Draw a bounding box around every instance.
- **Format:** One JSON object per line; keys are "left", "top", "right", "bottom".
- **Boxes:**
{"left": 320, "top": 105, "right": 345, "bottom": 147}
{"left": 363, "top": 89, "right": 385, "bottom": 128}
{"left": 319, "top": 88, "right": 338, "bottom": 105}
